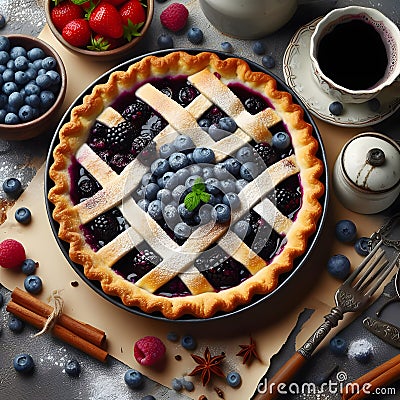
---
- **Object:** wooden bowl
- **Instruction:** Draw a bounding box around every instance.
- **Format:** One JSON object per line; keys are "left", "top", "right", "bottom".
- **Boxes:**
{"left": 0, "top": 34, "right": 67, "bottom": 141}
{"left": 45, "top": 0, "right": 154, "bottom": 62}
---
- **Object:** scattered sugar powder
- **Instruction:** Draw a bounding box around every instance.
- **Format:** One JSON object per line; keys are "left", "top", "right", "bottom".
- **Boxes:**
{"left": 347, "top": 338, "right": 374, "bottom": 363}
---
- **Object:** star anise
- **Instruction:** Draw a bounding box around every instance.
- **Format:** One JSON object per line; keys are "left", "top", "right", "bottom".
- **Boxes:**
{"left": 236, "top": 337, "right": 261, "bottom": 365}
{"left": 189, "top": 347, "right": 225, "bottom": 386}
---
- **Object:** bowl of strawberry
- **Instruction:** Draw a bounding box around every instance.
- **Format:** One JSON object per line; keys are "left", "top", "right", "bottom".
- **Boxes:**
{"left": 46, "top": 0, "right": 154, "bottom": 61}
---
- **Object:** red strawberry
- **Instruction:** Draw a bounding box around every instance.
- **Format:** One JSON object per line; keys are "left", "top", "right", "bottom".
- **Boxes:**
{"left": 51, "top": 0, "right": 84, "bottom": 32}
{"left": 89, "top": 2, "right": 124, "bottom": 39}
{"left": 120, "top": 0, "right": 146, "bottom": 41}
{"left": 160, "top": 2, "right": 188, "bottom": 32}
{"left": 62, "top": 18, "right": 91, "bottom": 48}
{"left": 120, "top": 0, "right": 146, "bottom": 26}
{"left": 0, "top": 239, "right": 26, "bottom": 270}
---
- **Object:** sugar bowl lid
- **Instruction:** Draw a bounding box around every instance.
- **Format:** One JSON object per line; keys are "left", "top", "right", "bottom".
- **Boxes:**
{"left": 341, "top": 132, "right": 400, "bottom": 192}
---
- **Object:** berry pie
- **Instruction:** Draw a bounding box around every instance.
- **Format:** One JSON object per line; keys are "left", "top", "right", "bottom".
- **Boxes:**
{"left": 49, "top": 51, "right": 324, "bottom": 319}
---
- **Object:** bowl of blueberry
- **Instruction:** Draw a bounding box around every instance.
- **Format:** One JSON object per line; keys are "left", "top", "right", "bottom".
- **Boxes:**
{"left": 0, "top": 34, "right": 67, "bottom": 141}
{"left": 45, "top": 0, "right": 154, "bottom": 61}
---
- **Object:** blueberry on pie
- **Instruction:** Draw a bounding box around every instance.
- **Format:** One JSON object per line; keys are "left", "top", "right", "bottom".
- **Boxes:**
{"left": 49, "top": 52, "right": 324, "bottom": 319}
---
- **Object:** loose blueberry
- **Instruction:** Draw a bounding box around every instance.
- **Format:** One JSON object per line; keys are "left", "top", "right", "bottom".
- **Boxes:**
{"left": 218, "top": 116, "right": 237, "bottom": 132}
{"left": 272, "top": 131, "right": 291, "bottom": 150}
{"left": 252, "top": 41, "right": 266, "bottom": 55}
{"left": 3, "top": 177, "right": 22, "bottom": 198}
{"left": 21, "top": 259, "right": 37, "bottom": 275}
{"left": 151, "top": 158, "right": 170, "bottom": 177}
{"left": 178, "top": 203, "right": 195, "bottom": 221}
{"left": 262, "top": 54, "right": 276, "bottom": 69}
{"left": 198, "top": 118, "right": 211, "bottom": 131}
{"left": 187, "top": 27, "right": 204, "bottom": 44}
{"left": 329, "top": 336, "right": 348, "bottom": 356}
{"left": 157, "top": 33, "right": 174, "bottom": 49}
{"left": 65, "top": 359, "right": 81, "bottom": 377}
{"left": 173, "top": 135, "right": 194, "bottom": 153}
{"left": 182, "top": 379, "right": 194, "bottom": 391}
{"left": 204, "top": 178, "right": 220, "bottom": 195}
{"left": 354, "top": 237, "right": 371, "bottom": 256}
{"left": 226, "top": 371, "right": 242, "bottom": 387}
{"left": 212, "top": 203, "right": 231, "bottom": 223}
{"left": 124, "top": 369, "right": 144, "bottom": 388}
{"left": 240, "top": 161, "right": 259, "bottom": 181}
{"left": 174, "top": 222, "right": 192, "bottom": 240}
{"left": 24, "top": 275, "right": 43, "bottom": 294}
{"left": 169, "top": 152, "right": 189, "bottom": 171}
{"left": 221, "top": 41, "right": 233, "bottom": 53}
{"left": 13, "top": 353, "right": 34, "bottom": 373}
{"left": 144, "top": 183, "right": 160, "bottom": 201}
{"left": 9, "top": 316, "right": 25, "bottom": 332}
{"left": 171, "top": 377, "right": 183, "bottom": 391}
{"left": 159, "top": 143, "right": 176, "bottom": 159}
{"left": 335, "top": 220, "right": 357, "bottom": 243}
{"left": 192, "top": 147, "right": 215, "bottom": 164}
{"left": 147, "top": 199, "right": 163, "bottom": 220}
{"left": 235, "top": 146, "right": 254, "bottom": 164}
{"left": 329, "top": 101, "right": 344, "bottom": 116}
{"left": 223, "top": 158, "right": 241, "bottom": 177}
{"left": 181, "top": 334, "right": 196, "bottom": 350}
{"left": 327, "top": 254, "right": 351, "bottom": 280}
{"left": 15, "top": 207, "right": 32, "bottom": 224}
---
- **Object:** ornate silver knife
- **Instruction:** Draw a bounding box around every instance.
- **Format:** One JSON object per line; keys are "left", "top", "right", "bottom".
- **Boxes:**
{"left": 363, "top": 316, "right": 400, "bottom": 348}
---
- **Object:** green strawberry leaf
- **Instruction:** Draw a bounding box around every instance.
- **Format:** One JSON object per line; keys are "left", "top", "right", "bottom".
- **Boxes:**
{"left": 184, "top": 192, "right": 200, "bottom": 212}
{"left": 123, "top": 20, "right": 144, "bottom": 42}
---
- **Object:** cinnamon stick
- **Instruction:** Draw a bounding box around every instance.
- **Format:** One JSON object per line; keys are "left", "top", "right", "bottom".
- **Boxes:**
{"left": 342, "top": 353, "right": 400, "bottom": 400}
{"left": 11, "top": 287, "right": 106, "bottom": 348}
{"left": 6, "top": 300, "right": 108, "bottom": 363}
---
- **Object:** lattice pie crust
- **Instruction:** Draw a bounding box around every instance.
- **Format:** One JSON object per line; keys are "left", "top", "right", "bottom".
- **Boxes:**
{"left": 49, "top": 52, "right": 324, "bottom": 319}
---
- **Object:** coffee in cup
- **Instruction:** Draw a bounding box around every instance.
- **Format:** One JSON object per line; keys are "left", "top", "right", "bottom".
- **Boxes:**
{"left": 310, "top": 6, "right": 400, "bottom": 104}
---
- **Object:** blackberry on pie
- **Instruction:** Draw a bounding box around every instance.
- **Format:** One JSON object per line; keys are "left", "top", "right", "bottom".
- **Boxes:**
{"left": 49, "top": 52, "right": 324, "bottom": 319}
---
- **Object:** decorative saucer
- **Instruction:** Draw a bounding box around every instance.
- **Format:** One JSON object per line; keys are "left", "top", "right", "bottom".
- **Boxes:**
{"left": 283, "top": 18, "right": 400, "bottom": 127}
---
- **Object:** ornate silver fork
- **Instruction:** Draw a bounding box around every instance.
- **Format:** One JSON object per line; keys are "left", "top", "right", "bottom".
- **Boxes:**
{"left": 253, "top": 239, "right": 399, "bottom": 400}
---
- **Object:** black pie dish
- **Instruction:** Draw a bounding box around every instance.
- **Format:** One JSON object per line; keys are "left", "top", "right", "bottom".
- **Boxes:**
{"left": 44, "top": 49, "right": 329, "bottom": 323}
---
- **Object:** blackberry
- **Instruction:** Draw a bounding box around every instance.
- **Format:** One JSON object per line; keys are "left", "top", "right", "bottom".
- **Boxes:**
{"left": 121, "top": 100, "right": 151, "bottom": 126}
{"left": 271, "top": 187, "right": 301, "bottom": 216}
{"left": 105, "top": 121, "right": 134, "bottom": 152}
{"left": 131, "top": 135, "right": 151, "bottom": 156}
{"left": 156, "top": 277, "right": 190, "bottom": 296}
{"left": 244, "top": 96, "right": 266, "bottom": 114}
{"left": 132, "top": 249, "right": 161, "bottom": 277}
{"left": 253, "top": 142, "right": 279, "bottom": 166}
{"left": 178, "top": 85, "right": 199, "bottom": 106}
{"left": 203, "top": 258, "right": 248, "bottom": 289}
{"left": 137, "top": 140, "right": 157, "bottom": 166}
{"left": 78, "top": 177, "right": 101, "bottom": 199}
{"left": 141, "top": 114, "right": 167, "bottom": 139}
{"left": 202, "top": 106, "right": 226, "bottom": 125}
{"left": 109, "top": 153, "right": 135, "bottom": 173}
{"left": 92, "top": 213, "right": 120, "bottom": 243}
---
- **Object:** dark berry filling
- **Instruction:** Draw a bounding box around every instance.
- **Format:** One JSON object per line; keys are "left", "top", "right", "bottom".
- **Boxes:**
{"left": 68, "top": 74, "right": 305, "bottom": 296}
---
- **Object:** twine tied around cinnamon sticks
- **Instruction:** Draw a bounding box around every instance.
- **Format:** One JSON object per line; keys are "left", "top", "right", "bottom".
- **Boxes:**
{"left": 6, "top": 287, "right": 108, "bottom": 362}
{"left": 34, "top": 290, "right": 64, "bottom": 337}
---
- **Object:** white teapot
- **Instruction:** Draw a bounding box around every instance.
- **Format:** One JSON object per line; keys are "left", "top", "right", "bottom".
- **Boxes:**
{"left": 199, "top": 0, "right": 323, "bottom": 39}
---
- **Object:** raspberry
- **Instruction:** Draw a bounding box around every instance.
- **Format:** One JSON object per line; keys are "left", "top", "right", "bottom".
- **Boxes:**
{"left": 134, "top": 336, "right": 166, "bottom": 366}
{"left": 0, "top": 239, "right": 26, "bottom": 269}
{"left": 160, "top": 3, "right": 188, "bottom": 32}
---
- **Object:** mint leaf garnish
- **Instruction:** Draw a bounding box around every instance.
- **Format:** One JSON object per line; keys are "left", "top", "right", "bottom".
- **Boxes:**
{"left": 184, "top": 177, "right": 210, "bottom": 211}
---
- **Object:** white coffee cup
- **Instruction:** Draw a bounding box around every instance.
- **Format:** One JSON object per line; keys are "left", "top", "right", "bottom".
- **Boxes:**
{"left": 310, "top": 6, "right": 400, "bottom": 104}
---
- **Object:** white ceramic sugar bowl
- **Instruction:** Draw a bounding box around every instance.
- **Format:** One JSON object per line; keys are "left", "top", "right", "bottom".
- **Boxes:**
{"left": 333, "top": 133, "right": 400, "bottom": 214}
